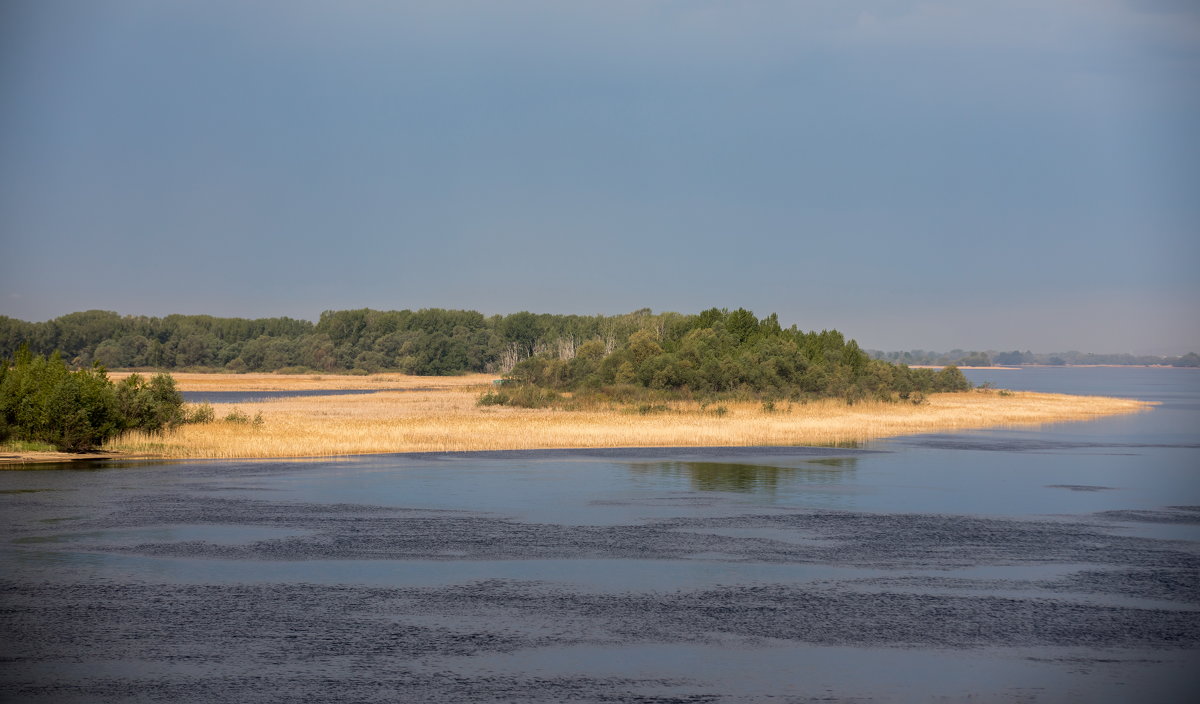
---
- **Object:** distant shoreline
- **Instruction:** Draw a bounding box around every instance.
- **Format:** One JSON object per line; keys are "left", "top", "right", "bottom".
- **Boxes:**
{"left": 909, "top": 364, "right": 1192, "bottom": 370}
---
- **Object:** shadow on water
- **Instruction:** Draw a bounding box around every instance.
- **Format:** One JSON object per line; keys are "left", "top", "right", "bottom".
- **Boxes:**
{"left": 628, "top": 458, "right": 858, "bottom": 494}
{"left": 1, "top": 459, "right": 194, "bottom": 472}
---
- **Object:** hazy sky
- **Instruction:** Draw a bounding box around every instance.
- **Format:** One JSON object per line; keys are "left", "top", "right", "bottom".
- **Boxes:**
{"left": 2, "top": 0, "right": 1197, "bottom": 353}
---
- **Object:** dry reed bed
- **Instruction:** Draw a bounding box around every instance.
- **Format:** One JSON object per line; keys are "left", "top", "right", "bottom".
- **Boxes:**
{"left": 106, "top": 375, "right": 1151, "bottom": 459}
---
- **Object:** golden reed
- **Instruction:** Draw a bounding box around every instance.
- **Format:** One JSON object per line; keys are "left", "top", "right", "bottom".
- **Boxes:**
{"left": 104, "top": 372, "right": 1151, "bottom": 459}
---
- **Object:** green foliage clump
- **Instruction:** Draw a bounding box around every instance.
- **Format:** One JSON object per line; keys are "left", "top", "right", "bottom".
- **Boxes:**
{"left": 114, "top": 372, "right": 184, "bottom": 433}
{"left": 220, "top": 408, "right": 265, "bottom": 427}
{"left": 185, "top": 402, "right": 215, "bottom": 424}
{"left": 475, "top": 385, "right": 561, "bottom": 409}
{"left": 0, "top": 347, "right": 186, "bottom": 451}
{"left": 503, "top": 307, "right": 973, "bottom": 403}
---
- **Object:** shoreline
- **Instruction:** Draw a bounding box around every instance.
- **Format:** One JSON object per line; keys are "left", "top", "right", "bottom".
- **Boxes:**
{"left": 2, "top": 372, "right": 1153, "bottom": 466}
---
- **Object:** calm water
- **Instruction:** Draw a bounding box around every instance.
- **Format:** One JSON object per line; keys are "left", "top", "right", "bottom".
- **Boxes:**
{"left": 2, "top": 367, "right": 1197, "bottom": 702}
{"left": 181, "top": 388, "right": 386, "bottom": 404}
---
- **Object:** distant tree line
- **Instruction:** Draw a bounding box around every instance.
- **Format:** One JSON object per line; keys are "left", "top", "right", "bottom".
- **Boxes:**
{"left": 0, "top": 308, "right": 691, "bottom": 375}
{"left": 868, "top": 349, "right": 1200, "bottom": 368}
{"left": 1, "top": 308, "right": 973, "bottom": 406}
{"left": 1, "top": 347, "right": 188, "bottom": 451}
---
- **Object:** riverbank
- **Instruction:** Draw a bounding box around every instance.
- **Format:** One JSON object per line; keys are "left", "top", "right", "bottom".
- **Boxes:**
{"left": 87, "top": 372, "right": 1152, "bottom": 460}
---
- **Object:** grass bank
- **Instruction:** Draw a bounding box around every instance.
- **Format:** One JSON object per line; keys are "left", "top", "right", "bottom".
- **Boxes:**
{"left": 87, "top": 372, "right": 1152, "bottom": 460}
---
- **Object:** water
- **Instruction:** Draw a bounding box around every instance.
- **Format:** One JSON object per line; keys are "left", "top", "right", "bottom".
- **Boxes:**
{"left": 2, "top": 367, "right": 1197, "bottom": 702}
{"left": 181, "top": 388, "right": 388, "bottom": 404}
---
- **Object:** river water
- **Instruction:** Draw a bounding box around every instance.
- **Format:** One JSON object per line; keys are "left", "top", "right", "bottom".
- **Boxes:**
{"left": 2, "top": 367, "right": 1197, "bottom": 702}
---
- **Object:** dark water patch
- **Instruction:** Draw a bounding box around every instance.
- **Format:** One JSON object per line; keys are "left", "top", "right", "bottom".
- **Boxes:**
{"left": 2, "top": 671, "right": 694, "bottom": 704}
{"left": 12, "top": 524, "right": 311, "bottom": 547}
{"left": 1043, "top": 568, "right": 1200, "bottom": 604}
{"left": 1047, "top": 484, "right": 1117, "bottom": 492}
{"left": 3, "top": 577, "right": 1197, "bottom": 702}
{"left": 659, "top": 512, "right": 1200, "bottom": 571}
{"left": 1097, "top": 507, "right": 1200, "bottom": 524}
{"left": 14, "top": 495, "right": 1196, "bottom": 583}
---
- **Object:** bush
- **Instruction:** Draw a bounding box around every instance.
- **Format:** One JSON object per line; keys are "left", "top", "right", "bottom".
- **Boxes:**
{"left": 224, "top": 408, "right": 250, "bottom": 423}
{"left": 185, "top": 403, "right": 215, "bottom": 424}
{"left": 115, "top": 372, "right": 184, "bottom": 434}
{"left": 0, "top": 348, "right": 186, "bottom": 451}
{"left": 477, "top": 390, "right": 507, "bottom": 406}
{"left": 474, "top": 385, "right": 560, "bottom": 408}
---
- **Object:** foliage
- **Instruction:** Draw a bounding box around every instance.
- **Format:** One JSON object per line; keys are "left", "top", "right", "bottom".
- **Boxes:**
{"left": 114, "top": 372, "right": 185, "bottom": 433}
{"left": 475, "top": 385, "right": 561, "bottom": 409}
{"left": 185, "top": 403, "right": 215, "bottom": 424}
{"left": 219, "top": 408, "right": 264, "bottom": 427}
{"left": 498, "top": 308, "right": 971, "bottom": 404}
{"left": 0, "top": 348, "right": 187, "bottom": 451}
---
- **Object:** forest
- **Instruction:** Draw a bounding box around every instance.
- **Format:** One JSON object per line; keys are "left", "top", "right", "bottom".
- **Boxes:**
{"left": 0, "top": 308, "right": 662, "bottom": 375}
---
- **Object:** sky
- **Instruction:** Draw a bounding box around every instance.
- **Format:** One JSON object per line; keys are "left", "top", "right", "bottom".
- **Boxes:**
{"left": 1, "top": 0, "right": 1197, "bottom": 354}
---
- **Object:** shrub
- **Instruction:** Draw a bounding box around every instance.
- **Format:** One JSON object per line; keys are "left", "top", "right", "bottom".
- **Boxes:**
{"left": 224, "top": 408, "right": 250, "bottom": 423}
{"left": 185, "top": 403, "right": 215, "bottom": 424}
{"left": 0, "top": 349, "right": 187, "bottom": 451}
{"left": 115, "top": 372, "right": 184, "bottom": 434}
{"left": 474, "top": 385, "right": 560, "bottom": 409}
{"left": 477, "top": 390, "right": 507, "bottom": 406}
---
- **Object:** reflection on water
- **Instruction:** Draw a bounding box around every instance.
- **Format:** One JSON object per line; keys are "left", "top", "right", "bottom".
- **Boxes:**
{"left": 628, "top": 458, "right": 858, "bottom": 494}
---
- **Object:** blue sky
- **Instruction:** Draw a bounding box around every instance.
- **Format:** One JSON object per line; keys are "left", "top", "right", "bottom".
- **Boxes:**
{"left": 2, "top": 0, "right": 1197, "bottom": 353}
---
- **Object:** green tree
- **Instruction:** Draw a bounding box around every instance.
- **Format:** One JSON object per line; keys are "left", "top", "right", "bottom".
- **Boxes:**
{"left": 2, "top": 350, "right": 185, "bottom": 451}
